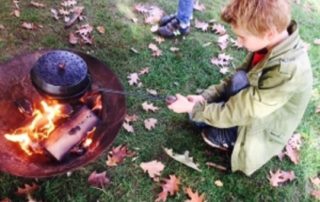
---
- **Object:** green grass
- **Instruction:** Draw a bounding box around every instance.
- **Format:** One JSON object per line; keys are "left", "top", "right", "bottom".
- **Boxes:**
{"left": 1, "top": 0, "right": 320, "bottom": 201}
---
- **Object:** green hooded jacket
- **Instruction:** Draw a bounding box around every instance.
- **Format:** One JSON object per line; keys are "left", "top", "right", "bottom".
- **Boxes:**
{"left": 190, "top": 21, "right": 313, "bottom": 176}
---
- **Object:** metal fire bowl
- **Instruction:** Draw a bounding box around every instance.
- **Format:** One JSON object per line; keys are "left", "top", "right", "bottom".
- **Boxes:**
{"left": 0, "top": 50, "right": 126, "bottom": 178}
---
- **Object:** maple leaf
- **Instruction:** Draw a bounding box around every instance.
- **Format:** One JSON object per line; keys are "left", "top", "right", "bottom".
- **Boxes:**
{"left": 230, "top": 38, "right": 243, "bottom": 49}
{"left": 50, "top": 8, "right": 59, "bottom": 20}
{"left": 195, "top": 19, "right": 208, "bottom": 31}
{"left": 185, "top": 187, "right": 205, "bottom": 202}
{"left": 210, "top": 53, "right": 233, "bottom": 69}
{"left": 127, "top": 72, "right": 140, "bottom": 86}
{"left": 144, "top": 118, "right": 158, "bottom": 130}
{"left": 30, "top": 1, "right": 45, "bottom": 8}
{"left": 69, "top": 32, "right": 79, "bottom": 45}
{"left": 148, "top": 43, "right": 162, "bottom": 57}
{"left": 218, "top": 34, "right": 229, "bottom": 50}
{"left": 142, "top": 101, "right": 159, "bottom": 112}
{"left": 311, "top": 190, "right": 320, "bottom": 199}
{"left": 212, "top": 24, "right": 226, "bottom": 35}
{"left": 65, "top": 6, "right": 84, "bottom": 28}
{"left": 214, "top": 180, "right": 223, "bottom": 187}
{"left": 96, "top": 26, "right": 105, "bottom": 34}
{"left": 122, "top": 122, "right": 134, "bottom": 133}
{"left": 193, "top": 1, "right": 206, "bottom": 11}
{"left": 268, "top": 169, "right": 295, "bottom": 187}
{"left": 164, "top": 148, "right": 201, "bottom": 172}
{"left": 125, "top": 114, "right": 139, "bottom": 123}
{"left": 314, "top": 39, "right": 320, "bottom": 45}
{"left": 88, "top": 171, "right": 110, "bottom": 188}
{"left": 156, "top": 175, "right": 181, "bottom": 202}
{"left": 279, "top": 133, "right": 302, "bottom": 164}
{"left": 146, "top": 88, "right": 158, "bottom": 96}
{"left": 106, "top": 145, "right": 135, "bottom": 166}
{"left": 140, "top": 160, "right": 165, "bottom": 179}
{"left": 16, "top": 183, "right": 39, "bottom": 196}
{"left": 59, "top": 8, "right": 70, "bottom": 16}
{"left": 138, "top": 67, "right": 150, "bottom": 75}
{"left": 154, "top": 36, "right": 165, "bottom": 44}
{"left": 75, "top": 23, "right": 93, "bottom": 44}
{"left": 310, "top": 176, "right": 320, "bottom": 186}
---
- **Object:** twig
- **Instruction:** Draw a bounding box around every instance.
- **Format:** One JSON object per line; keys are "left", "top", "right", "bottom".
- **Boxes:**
{"left": 206, "top": 162, "right": 227, "bottom": 171}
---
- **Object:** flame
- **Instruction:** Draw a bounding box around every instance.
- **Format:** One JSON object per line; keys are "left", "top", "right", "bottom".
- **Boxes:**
{"left": 82, "top": 127, "right": 96, "bottom": 148}
{"left": 4, "top": 100, "right": 66, "bottom": 155}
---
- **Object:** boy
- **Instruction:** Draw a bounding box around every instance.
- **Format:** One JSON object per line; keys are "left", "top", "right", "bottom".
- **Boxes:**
{"left": 167, "top": 0, "right": 313, "bottom": 176}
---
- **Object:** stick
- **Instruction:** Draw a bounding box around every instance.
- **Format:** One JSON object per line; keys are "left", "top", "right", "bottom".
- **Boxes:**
{"left": 206, "top": 162, "right": 227, "bottom": 171}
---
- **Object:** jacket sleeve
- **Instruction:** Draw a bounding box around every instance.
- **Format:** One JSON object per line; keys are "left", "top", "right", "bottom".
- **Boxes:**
{"left": 191, "top": 66, "right": 296, "bottom": 128}
{"left": 201, "top": 53, "right": 252, "bottom": 102}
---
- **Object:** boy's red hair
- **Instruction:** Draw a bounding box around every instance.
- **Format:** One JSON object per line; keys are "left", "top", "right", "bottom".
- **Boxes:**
{"left": 221, "top": 0, "right": 291, "bottom": 36}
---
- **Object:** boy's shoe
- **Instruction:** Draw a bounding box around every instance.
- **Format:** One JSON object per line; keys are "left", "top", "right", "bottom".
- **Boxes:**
{"left": 159, "top": 14, "right": 176, "bottom": 27}
{"left": 201, "top": 127, "right": 237, "bottom": 151}
{"left": 158, "top": 18, "right": 190, "bottom": 38}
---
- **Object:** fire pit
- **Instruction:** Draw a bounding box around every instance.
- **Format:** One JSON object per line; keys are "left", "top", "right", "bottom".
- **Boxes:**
{"left": 0, "top": 50, "right": 126, "bottom": 178}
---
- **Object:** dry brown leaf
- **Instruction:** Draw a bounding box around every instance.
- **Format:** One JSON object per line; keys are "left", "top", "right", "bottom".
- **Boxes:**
{"left": 59, "top": 8, "right": 70, "bottom": 15}
{"left": 96, "top": 26, "right": 105, "bottom": 34}
{"left": 61, "top": 0, "right": 77, "bottom": 7}
{"left": 125, "top": 114, "right": 139, "bottom": 123}
{"left": 65, "top": 6, "right": 84, "bottom": 27}
{"left": 211, "top": 53, "right": 233, "bottom": 67}
{"left": 214, "top": 180, "right": 223, "bottom": 187}
{"left": 155, "top": 175, "right": 181, "bottom": 202}
{"left": 88, "top": 171, "right": 110, "bottom": 188}
{"left": 310, "top": 176, "right": 320, "bottom": 186}
{"left": 30, "top": 1, "right": 45, "bottom": 8}
{"left": 146, "top": 89, "right": 158, "bottom": 96}
{"left": 311, "top": 190, "right": 320, "bottom": 199}
{"left": 193, "top": 1, "right": 206, "bottom": 11}
{"left": 75, "top": 23, "right": 93, "bottom": 44}
{"left": 212, "top": 24, "right": 226, "bottom": 35}
{"left": 314, "top": 39, "right": 320, "bottom": 45}
{"left": 21, "top": 22, "right": 35, "bottom": 30}
{"left": 139, "top": 67, "right": 150, "bottom": 75}
{"left": 0, "top": 24, "right": 5, "bottom": 30}
{"left": 69, "top": 32, "right": 79, "bottom": 45}
{"left": 230, "top": 38, "right": 243, "bottom": 48}
{"left": 185, "top": 187, "right": 205, "bottom": 202}
{"left": 163, "top": 148, "right": 201, "bottom": 172}
{"left": 151, "top": 25, "right": 159, "bottom": 32}
{"left": 218, "top": 34, "right": 229, "bottom": 50}
{"left": 13, "top": 0, "right": 19, "bottom": 9}
{"left": 140, "top": 160, "right": 165, "bottom": 179}
{"left": 148, "top": 43, "right": 162, "bottom": 57}
{"left": 16, "top": 183, "right": 39, "bottom": 195}
{"left": 219, "top": 66, "right": 229, "bottom": 75}
{"left": 144, "top": 118, "right": 157, "bottom": 130}
{"left": 50, "top": 8, "right": 59, "bottom": 20}
{"left": 106, "top": 145, "right": 135, "bottom": 166}
{"left": 122, "top": 122, "right": 134, "bottom": 133}
{"left": 170, "top": 47, "right": 180, "bottom": 52}
{"left": 268, "top": 169, "right": 295, "bottom": 187}
{"left": 279, "top": 133, "right": 302, "bottom": 164}
{"left": 195, "top": 19, "right": 208, "bottom": 31}
{"left": 12, "top": 9, "right": 20, "bottom": 17}
{"left": 127, "top": 72, "right": 140, "bottom": 86}
{"left": 154, "top": 36, "right": 165, "bottom": 44}
{"left": 142, "top": 101, "right": 159, "bottom": 112}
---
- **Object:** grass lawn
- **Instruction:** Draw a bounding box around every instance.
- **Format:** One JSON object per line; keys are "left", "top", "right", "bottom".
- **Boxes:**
{"left": 1, "top": 0, "right": 320, "bottom": 201}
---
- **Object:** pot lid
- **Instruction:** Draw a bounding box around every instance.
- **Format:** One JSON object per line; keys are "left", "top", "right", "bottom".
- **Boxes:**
{"left": 31, "top": 50, "right": 88, "bottom": 87}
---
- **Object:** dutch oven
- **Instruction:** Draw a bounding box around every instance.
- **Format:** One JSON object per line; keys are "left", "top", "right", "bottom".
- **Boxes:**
{"left": 31, "top": 50, "right": 91, "bottom": 100}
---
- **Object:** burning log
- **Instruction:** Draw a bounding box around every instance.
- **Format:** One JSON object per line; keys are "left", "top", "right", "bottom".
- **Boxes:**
{"left": 44, "top": 106, "right": 99, "bottom": 161}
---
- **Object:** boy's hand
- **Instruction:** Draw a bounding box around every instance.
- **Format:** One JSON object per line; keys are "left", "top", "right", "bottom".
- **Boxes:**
{"left": 187, "top": 95, "right": 205, "bottom": 104}
{"left": 167, "top": 94, "right": 196, "bottom": 113}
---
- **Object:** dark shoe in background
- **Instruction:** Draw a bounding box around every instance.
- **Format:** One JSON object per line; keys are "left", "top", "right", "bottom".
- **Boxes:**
{"left": 158, "top": 18, "right": 190, "bottom": 38}
{"left": 201, "top": 126, "right": 238, "bottom": 151}
{"left": 159, "top": 14, "right": 176, "bottom": 27}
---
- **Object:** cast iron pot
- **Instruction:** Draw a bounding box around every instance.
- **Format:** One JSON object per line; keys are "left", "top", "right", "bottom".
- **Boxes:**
{"left": 30, "top": 50, "right": 91, "bottom": 100}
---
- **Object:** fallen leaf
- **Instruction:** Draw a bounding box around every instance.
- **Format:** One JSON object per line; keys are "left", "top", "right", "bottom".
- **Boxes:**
{"left": 163, "top": 148, "right": 201, "bottom": 172}
{"left": 268, "top": 169, "right": 295, "bottom": 187}
{"left": 212, "top": 24, "right": 226, "bottom": 35}
{"left": 65, "top": 6, "right": 84, "bottom": 27}
{"left": 218, "top": 34, "right": 229, "bottom": 50}
{"left": 16, "top": 183, "right": 39, "bottom": 195}
{"left": 30, "top": 1, "right": 45, "bottom": 8}
{"left": 219, "top": 66, "right": 229, "bottom": 75}
{"left": 210, "top": 53, "right": 233, "bottom": 67}
{"left": 185, "top": 187, "right": 205, "bottom": 202}
{"left": 88, "top": 171, "right": 110, "bottom": 188}
{"left": 0, "top": 24, "right": 4, "bottom": 30}
{"left": 230, "top": 38, "right": 243, "bottom": 48}
{"left": 144, "top": 118, "right": 157, "bottom": 130}
{"left": 96, "top": 26, "right": 105, "bottom": 34}
{"left": 0, "top": 198, "right": 12, "bottom": 202}
{"left": 195, "top": 19, "right": 208, "bottom": 31}
{"left": 61, "top": 0, "right": 77, "bottom": 7}
{"left": 148, "top": 43, "right": 162, "bottom": 57}
{"left": 125, "top": 114, "right": 139, "bottom": 123}
{"left": 144, "top": 7, "right": 164, "bottom": 24}
{"left": 127, "top": 72, "right": 140, "bottom": 86}
{"left": 106, "top": 145, "right": 135, "bottom": 166}
{"left": 11, "top": 9, "right": 20, "bottom": 17}
{"left": 75, "top": 23, "right": 93, "bottom": 44}
{"left": 151, "top": 25, "right": 159, "bottom": 32}
{"left": 123, "top": 122, "right": 134, "bottom": 133}
{"left": 134, "top": 4, "right": 149, "bottom": 14}
{"left": 310, "top": 176, "right": 320, "bottom": 186}
{"left": 314, "top": 39, "right": 320, "bottom": 45}
{"left": 279, "top": 133, "right": 302, "bottom": 164}
{"left": 156, "top": 175, "right": 181, "bottom": 202}
{"left": 214, "top": 180, "right": 223, "bottom": 187}
{"left": 142, "top": 101, "right": 159, "bottom": 112}
{"left": 154, "top": 36, "right": 165, "bottom": 44}
{"left": 170, "top": 47, "right": 180, "bottom": 52}
{"left": 140, "top": 160, "right": 165, "bottom": 179}
{"left": 59, "top": 8, "right": 70, "bottom": 16}
{"left": 139, "top": 67, "right": 150, "bottom": 75}
{"left": 21, "top": 22, "right": 35, "bottom": 30}
{"left": 311, "top": 190, "right": 320, "bottom": 199}
{"left": 50, "top": 8, "right": 59, "bottom": 20}
{"left": 146, "top": 89, "right": 158, "bottom": 95}
{"left": 13, "top": 0, "right": 19, "bottom": 9}
{"left": 193, "top": 1, "right": 206, "bottom": 11}
{"left": 69, "top": 32, "right": 79, "bottom": 45}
